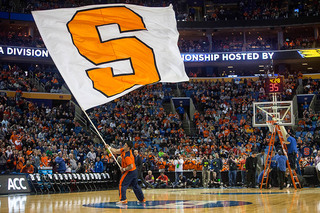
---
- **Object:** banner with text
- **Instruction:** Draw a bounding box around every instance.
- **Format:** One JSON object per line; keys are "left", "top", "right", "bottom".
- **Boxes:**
{"left": 0, "top": 175, "right": 31, "bottom": 195}
{"left": 181, "top": 52, "right": 274, "bottom": 62}
{"left": 0, "top": 45, "right": 312, "bottom": 62}
{"left": 0, "top": 45, "right": 49, "bottom": 58}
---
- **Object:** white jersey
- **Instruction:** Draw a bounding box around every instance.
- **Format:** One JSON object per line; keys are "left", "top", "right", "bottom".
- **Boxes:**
{"left": 174, "top": 159, "right": 184, "bottom": 172}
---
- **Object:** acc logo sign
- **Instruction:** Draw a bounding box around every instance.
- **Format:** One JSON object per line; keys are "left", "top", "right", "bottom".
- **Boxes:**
{"left": 67, "top": 6, "right": 160, "bottom": 97}
{"left": 8, "top": 178, "right": 27, "bottom": 190}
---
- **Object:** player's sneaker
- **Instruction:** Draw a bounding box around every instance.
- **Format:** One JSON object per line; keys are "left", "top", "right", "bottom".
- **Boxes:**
{"left": 116, "top": 200, "right": 128, "bottom": 205}
{"left": 137, "top": 198, "right": 146, "bottom": 203}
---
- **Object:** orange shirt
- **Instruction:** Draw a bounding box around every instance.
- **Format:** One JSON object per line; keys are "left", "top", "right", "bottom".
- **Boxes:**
{"left": 249, "top": 136, "right": 256, "bottom": 142}
{"left": 16, "top": 157, "right": 25, "bottom": 170}
{"left": 120, "top": 148, "right": 136, "bottom": 172}
{"left": 224, "top": 129, "right": 230, "bottom": 136}
{"left": 101, "top": 155, "right": 109, "bottom": 163}
{"left": 21, "top": 165, "right": 34, "bottom": 174}
{"left": 203, "top": 129, "right": 209, "bottom": 138}
{"left": 41, "top": 156, "right": 49, "bottom": 167}
{"left": 194, "top": 112, "right": 200, "bottom": 120}
{"left": 157, "top": 161, "right": 166, "bottom": 170}
{"left": 297, "top": 138, "right": 302, "bottom": 144}
{"left": 188, "top": 160, "right": 196, "bottom": 170}
{"left": 134, "top": 142, "right": 140, "bottom": 149}
{"left": 196, "top": 162, "right": 202, "bottom": 171}
{"left": 185, "top": 146, "right": 191, "bottom": 153}
{"left": 184, "top": 161, "right": 190, "bottom": 170}
{"left": 245, "top": 143, "right": 252, "bottom": 152}
{"left": 240, "top": 159, "right": 246, "bottom": 171}
{"left": 134, "top": 136, "right": 141, "bottom": 141}
{"left": 167, "top": 162, "right": 175, "bottom": 172}
{"left": 10, "top": 134, "right": 19, "bottom": 143}
{"left": 14, "top": 140, "right": 22, "bottom": 151}
{"left": 51, "top": 78, "right": 58, "bottom": 84}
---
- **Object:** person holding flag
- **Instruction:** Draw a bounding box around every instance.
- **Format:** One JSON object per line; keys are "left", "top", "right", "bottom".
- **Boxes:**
{"left": 106, "top": 140, "right": 145, "bottom": 205}
{"left": 32, "top": 2, "right": 187, "bottom": 203}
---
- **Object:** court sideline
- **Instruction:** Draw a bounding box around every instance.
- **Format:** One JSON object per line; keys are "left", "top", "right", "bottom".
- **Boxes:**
{"left": 1, "top": 188, "right": 319, "bottom": 212}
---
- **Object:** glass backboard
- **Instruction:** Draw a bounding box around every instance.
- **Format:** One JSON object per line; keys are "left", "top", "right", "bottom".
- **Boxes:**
{"left": 253, "top": 101, "right": 294, "bottom": 127}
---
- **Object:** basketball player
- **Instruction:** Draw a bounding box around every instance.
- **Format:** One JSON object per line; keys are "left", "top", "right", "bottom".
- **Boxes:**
{"left": 106, "top": 141, "right": 145, "bottom": 204}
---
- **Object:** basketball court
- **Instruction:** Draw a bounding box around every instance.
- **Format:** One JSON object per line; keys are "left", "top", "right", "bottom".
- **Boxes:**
{"left": 1, "top": 187, "right": 320, "bottom": 212}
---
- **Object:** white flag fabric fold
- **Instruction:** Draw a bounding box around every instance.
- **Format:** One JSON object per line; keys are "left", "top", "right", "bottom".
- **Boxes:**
{"left": 32, "top": 4, "right": 188, "bottom": 110}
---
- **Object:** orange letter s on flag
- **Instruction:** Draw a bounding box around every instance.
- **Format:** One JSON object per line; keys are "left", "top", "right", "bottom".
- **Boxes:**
{"left": 67, "top": 6, "right": 160, "bottom": 97}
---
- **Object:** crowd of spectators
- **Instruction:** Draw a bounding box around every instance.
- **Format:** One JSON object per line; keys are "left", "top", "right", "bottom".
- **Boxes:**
{"left": 32, "top": 65, "right": 64, "bottom": 93}
{"left": 0, "top": 31, "right": 45, "bottom": 48}
{"left": 178, "top": 77, "right": 295, "bottom": 153}
{"left": 0, "top": 0, "right": 319, "bottom": 189}
{"left": 0, "top": 3, "right": 318, "bottom": 54}
{"left": 0, "top": 63, "right": 64, "bottom": 93}
{"left": 0, "top": 60, "right": 319, "bottom": 187}
{"left": 302, "top": 77, "right": 320, "bottom": 95}
{"left": 87, "top": 83, "right": 185, "bottom": 155}
{"left": 179, "top": 38, "right": 210, "bottom": 53}
{"left": 1, "top": 0, "right": 319, "bottom": 22}
{"left": 199, "top": 0, "right": 319, "bottom": 22}
{"left": 180, "top": 35, "right": 319, "bottom": 53}
{"left": 0, "top": 0, "right": 174, "bottom": 13}
{"left": 0, "top": 63, "right": 38, "bottom": 92}
{"left": 281, "top": 37, "right": 316, "bottom": 50}
{"left": 211, "top": 36, "right": 274, "bottom": 52}
{"left": 0, "top": 92, "right": 109, "bottom": 175}
{"left": 291, "top": 103, "right": 320, "bottom": 171}
{"left": 0, "top": 32, "right": 278, "bottom": 53}
{"left": 3, "top": 29, "right": 313, "bottom": 54}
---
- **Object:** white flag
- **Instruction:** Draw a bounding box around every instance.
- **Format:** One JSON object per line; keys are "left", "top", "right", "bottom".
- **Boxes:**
{"left": 32, "top": 4, "right": 188, "bottom": 110}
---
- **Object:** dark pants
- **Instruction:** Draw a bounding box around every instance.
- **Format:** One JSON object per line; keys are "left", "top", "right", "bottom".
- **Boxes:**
{"left": 270, "top": 168, "right": 278, "bottom": 187}
{"left": 137, "top": 168, "right": 150, "bottom": 188}
{"left": 247, "top": 170, "right": 256, "bottom": 187}
{"left": 155, "top": 181, "right": 167, "bottom": 188}
{"left": 241, "top": 170, "right": 246, "bottom": 185}
{"left": 278, "top": 170, "right": 285, "bottom": 189}
{"left": 175, "top": 171, "right": 183, "bottom": 184}
{"left": 214, "top": 170, "right": 222, "bottom": 181}
{"left": 119, "top": 169, "right": 144, "bottom": 201}
{"left": 187, "top": 179, "right": 200, "bottom": 187}
{"left": 228, "top": 170, "right": 237, "bottom": 186}
{"left": 0, "top": 164, "right": 6, "bottom": 172}
{"left": 288, "top": 153, "right": 296, "bottom": 170}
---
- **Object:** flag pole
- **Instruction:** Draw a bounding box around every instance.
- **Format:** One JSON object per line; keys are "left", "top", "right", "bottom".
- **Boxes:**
{"left": 82, "top": 108, "right": 121, "bottom": 169}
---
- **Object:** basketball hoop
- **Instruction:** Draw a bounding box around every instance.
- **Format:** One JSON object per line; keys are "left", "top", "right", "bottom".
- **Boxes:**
{"left": 253, "top": 100, "right": 294, "bottom": 127}
{"left": 266, "top": 120, "right": 276, "bottom": 133}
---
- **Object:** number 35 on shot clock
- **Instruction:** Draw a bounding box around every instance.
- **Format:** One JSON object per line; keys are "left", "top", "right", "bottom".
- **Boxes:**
{"left": 265, "top": 77, "right": 284, "bottom": 94}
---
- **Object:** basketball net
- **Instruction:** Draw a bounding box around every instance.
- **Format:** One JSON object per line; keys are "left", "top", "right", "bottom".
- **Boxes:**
{"left": 266, "top": 120, "right": 276, "bottom": 133}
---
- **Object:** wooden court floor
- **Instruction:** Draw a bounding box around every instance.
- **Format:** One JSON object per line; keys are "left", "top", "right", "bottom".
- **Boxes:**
{"left": 1, "top": 187, "right": 320, "bottom": 213}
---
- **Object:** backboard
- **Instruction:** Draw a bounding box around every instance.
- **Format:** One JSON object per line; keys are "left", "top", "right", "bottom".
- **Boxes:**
{"left": 253, "top": 101, "right": 294, "bottom": 127}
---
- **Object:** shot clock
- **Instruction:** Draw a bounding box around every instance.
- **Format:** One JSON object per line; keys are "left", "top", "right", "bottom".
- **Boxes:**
{"left": 265, "top": 77, "right": 284, "bottom": 94}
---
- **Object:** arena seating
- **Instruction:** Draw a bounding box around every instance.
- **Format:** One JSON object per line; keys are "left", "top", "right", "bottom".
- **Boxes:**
{"left": 0, "top": 0, "right": 320, "bottom": 193}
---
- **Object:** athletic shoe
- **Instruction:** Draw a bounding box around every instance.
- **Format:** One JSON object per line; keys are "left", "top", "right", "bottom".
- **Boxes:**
{"left": 138, "top": 199, "right": 146, "bottom": 203}
{"left": 116, "top": 200, "right": 128, "bottom": 205}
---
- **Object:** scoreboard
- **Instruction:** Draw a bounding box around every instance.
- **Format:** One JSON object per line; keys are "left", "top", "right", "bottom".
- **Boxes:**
{"left": 265, "top": 77, "right": 284, "bottom": 94}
